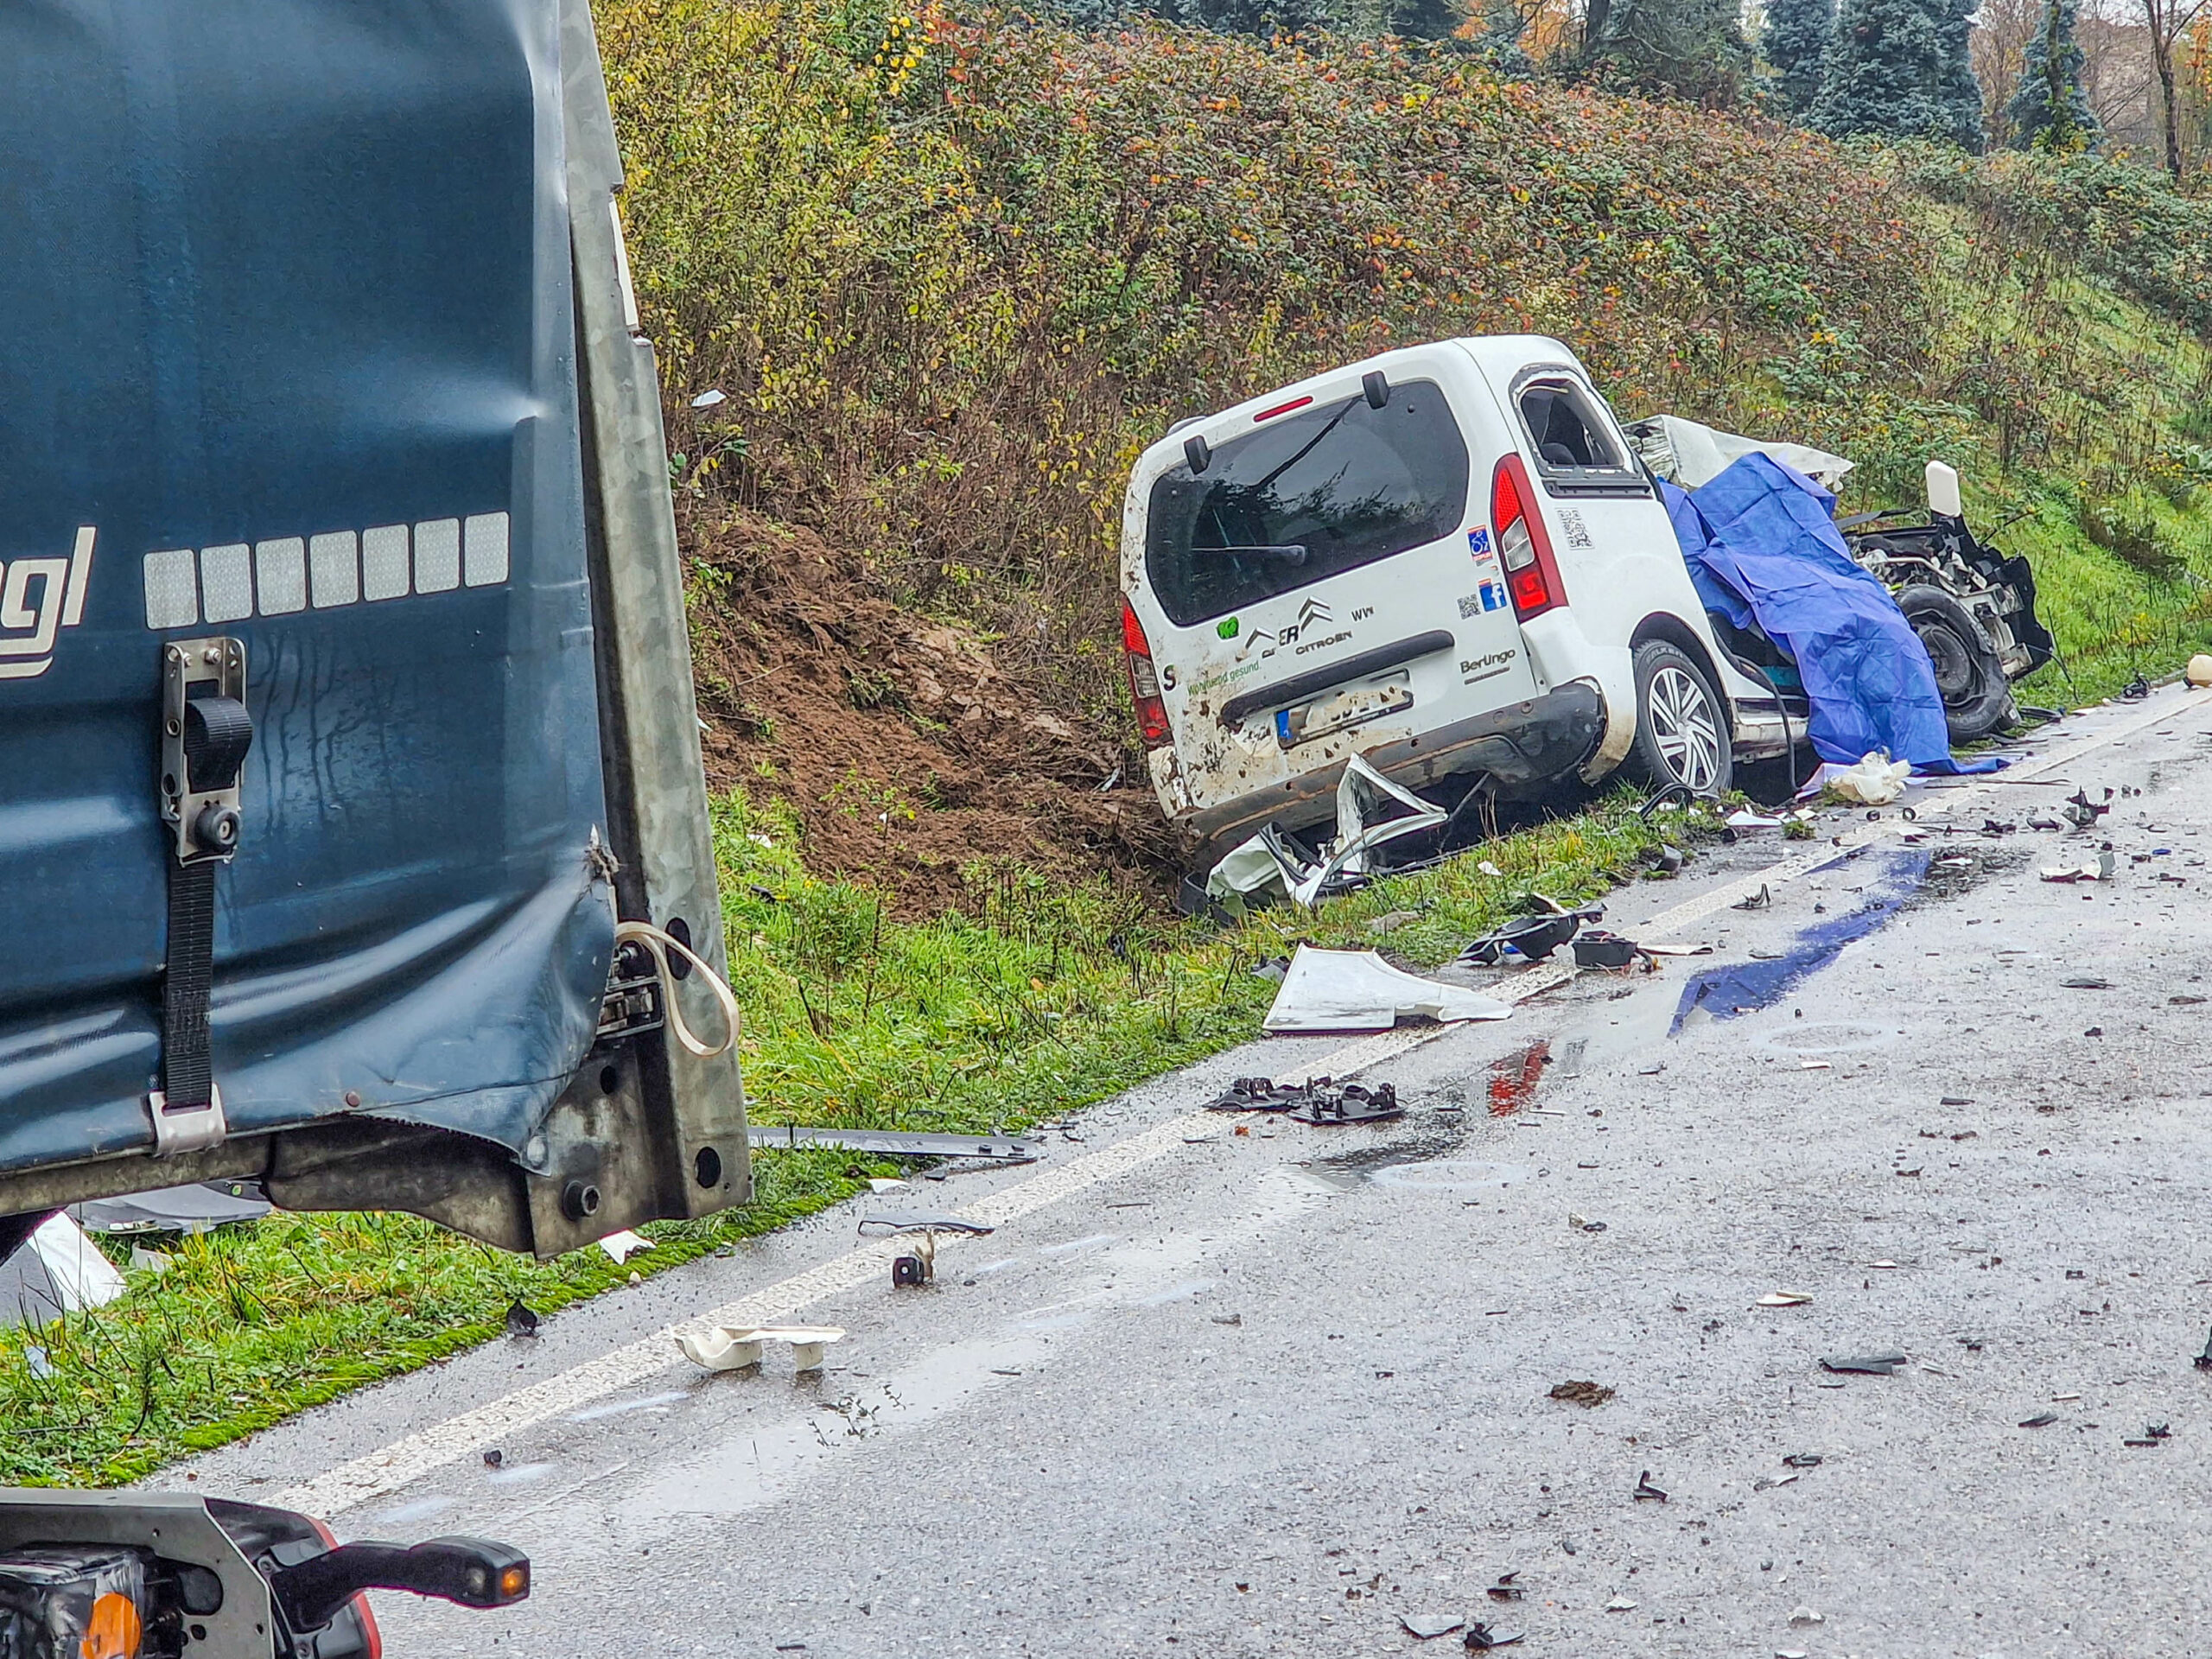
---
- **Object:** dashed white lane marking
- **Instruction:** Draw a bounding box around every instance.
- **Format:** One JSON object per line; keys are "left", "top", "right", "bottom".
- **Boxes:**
{"left": 278, "top": 689, "right": 2208, "bottom": 1516}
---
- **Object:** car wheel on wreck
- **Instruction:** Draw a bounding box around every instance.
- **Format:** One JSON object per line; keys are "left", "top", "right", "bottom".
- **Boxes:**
{"left": 1630, "top": 639, "right": 1732, "bottom": 798}
{"left": 1894, "top": 583, "right": 2016, "bottom": 745}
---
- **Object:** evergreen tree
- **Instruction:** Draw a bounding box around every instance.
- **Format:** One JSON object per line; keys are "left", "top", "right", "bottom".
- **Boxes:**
{"left": 2005, "top": 0, "right": 2098, "bottom": 151}
{"left": 1585, "top": 0, "right": 1754, "bottom": 103}
{"left": 1761, "top": 0, "right": 1834, "bottom": 113}
{"left": 1808, "top": 0, "right": 1983, "bottom": 149}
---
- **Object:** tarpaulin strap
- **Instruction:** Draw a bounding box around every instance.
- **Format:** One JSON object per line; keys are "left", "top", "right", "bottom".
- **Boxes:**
{"left": 162, "top": 853, "right": 219, "bottom": 1110}
{"left": 183, "top": 693, "right": 254, "bottom": 789}
{"left": 613, "top": 920, "right": 740, "bottom": 1058}
{"left": 158, "top": 685, "right": 252, "bottom": 1131}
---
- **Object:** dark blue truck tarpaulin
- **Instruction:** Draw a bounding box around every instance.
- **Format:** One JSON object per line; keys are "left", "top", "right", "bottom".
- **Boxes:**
{"left": 1661, "top": 456, "right": 1999, "bottom": 773}
{"left": 0, "top": 0, "right": 613, "bottom": 1174}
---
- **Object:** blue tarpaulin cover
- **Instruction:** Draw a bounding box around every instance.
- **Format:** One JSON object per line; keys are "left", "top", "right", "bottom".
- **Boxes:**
{"left": 1661, "top": 456, "right": 1999, "bottom": 773}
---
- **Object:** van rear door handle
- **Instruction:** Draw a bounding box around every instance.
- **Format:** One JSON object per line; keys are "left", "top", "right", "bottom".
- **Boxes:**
{"left": 1218, "top": 630, "right": 1456, "bottom": 728}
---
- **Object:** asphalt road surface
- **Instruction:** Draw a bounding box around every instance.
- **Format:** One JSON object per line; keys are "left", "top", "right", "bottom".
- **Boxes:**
{"left": 179, "top": 683, "right": 2212, "bottom": 1659}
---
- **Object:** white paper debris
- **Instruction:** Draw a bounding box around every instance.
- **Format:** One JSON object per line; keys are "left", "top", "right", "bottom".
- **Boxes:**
{"left": 1262, "top": 946, "right": 1512, "bottom": 1034}
{"left": 598, "top": 1230, "right": 653, "bottom": 1264}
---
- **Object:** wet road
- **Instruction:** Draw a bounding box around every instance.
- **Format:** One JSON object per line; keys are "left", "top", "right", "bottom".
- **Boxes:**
{"left": 179, "top": 684, "right": 2212, "bottom": 1658}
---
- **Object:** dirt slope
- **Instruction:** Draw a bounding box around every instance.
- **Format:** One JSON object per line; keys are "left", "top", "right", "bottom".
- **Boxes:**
{"left": 683, "top": 509, "right": 1177, "bottom": 915}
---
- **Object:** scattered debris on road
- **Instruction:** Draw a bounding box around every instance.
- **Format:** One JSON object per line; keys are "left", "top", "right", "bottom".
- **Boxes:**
{"left": 1485, "top": 1573, "right": 1524, "bottom": 1602}
{"left": 1399, "top": 1611, "right": 1463, "bottom": 1639}
{"left": 1462, "top": 1622, "right": 1523, "bottom": 1649}
{"left": 677, "top": 1325, "right": 845, "bottom": 1373}
{"left": 1632, "top": 1471, "right": 1669, "bottom": 1502}
{"left": 2018, "top": 1413, "right": 2058, "bottom": 1428}
{"left": 504, "top": 1300, "right": 540, "bottom": 1338}
{"left": 1456, "top": 910, "right": 1591, "bottom": 966}
{"left": 1262, "top": 946, "right": 1511, "bottom": 1034}
{"left": 858, "top": 1212, "right": 996, "bottom": 1287}
{"left": 745, "top": 1126, "right": 1044, "bottom": 1162}
{"left": 1549, "top": 1379, "right": 1615, "bottom": 1408}
{"left": 1820, "top": 1351, "right": 1906, "bottom": 1376}
{"left": 1570, "top": 929, "right": 1651, "bottom": 970}
{"left": 1755, "top": 1290, "right": 1814, "bottom": 1307}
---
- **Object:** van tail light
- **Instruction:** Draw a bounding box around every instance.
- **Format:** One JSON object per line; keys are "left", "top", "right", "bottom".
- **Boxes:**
{"left": 1121, "top": 599, "right": 1171, "bottom": 744}
{"left": 1491, "top": 454, "right": 1567, "bottom": 620}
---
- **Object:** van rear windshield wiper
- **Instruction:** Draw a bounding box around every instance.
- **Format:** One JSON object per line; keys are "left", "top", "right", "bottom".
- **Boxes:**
{"left": 1192, "top": 543, "right": 1309, "bottom": 563}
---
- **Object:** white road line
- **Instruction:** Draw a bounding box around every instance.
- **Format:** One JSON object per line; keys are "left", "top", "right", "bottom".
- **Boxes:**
{"left": 277, "top": 690, "right": 2208, "bottom": 1517}
{"left": 274, "top": 1018, "right": 1514, "bottom": 1516}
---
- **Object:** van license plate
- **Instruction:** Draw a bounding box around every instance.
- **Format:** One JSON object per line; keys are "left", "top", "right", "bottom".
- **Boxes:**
{"left": 1276, "top": 679, "right": 1413, "bottom": 748}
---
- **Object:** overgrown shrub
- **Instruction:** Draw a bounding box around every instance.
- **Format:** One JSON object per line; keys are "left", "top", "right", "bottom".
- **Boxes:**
{"left": 602, "top": 0, "right": 1934, "bottom": 722}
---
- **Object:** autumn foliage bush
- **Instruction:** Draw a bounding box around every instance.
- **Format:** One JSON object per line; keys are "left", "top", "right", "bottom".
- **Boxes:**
{"left": 599, "top": 0, "right": 1941, "bottom": 721}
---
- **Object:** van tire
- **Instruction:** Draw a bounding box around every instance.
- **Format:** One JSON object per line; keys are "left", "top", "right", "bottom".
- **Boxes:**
{"left": 1894, "top": 584, "right": 2015, "bottom": 745}
{"left": 1630, "top": 639, "right": 1731, "bottom": 797}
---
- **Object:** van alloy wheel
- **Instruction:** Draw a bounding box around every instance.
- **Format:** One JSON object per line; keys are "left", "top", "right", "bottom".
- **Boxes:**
{"left": 1643, "top": 661, "right": 1724, "bottom": 792}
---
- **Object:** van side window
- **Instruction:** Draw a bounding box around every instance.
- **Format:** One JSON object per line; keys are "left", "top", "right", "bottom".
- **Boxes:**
{"left": 1143, "top": 380, "right": 1471, "bottom": 627}
{"left": 1517, "top": 379, "right": 1623, "bottom": 473}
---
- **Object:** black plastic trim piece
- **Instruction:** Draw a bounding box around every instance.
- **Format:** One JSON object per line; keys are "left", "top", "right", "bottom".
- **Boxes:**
{"left": 1541, "top": 479, "right": 1652, "bottom": 499}
{"left": 1217, "top": 630, "right": 1456, "bottom": 728}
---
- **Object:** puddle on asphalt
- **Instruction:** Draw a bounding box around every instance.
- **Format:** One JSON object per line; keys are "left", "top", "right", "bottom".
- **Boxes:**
{"left": 1549, "top": 990, "right": 1678, "bottom": 1079}
{"left": 1669, "top": 847, "right": 1932, "bottom": 1032}
{"left": 622, "top": 1336, "right": 1047, "bottom": 1517}
{"left": 1756, "top": 1020, "right": 1902, "bottom": 1056}
{"left": 1369, "top": 1158, "right": 1529, "bottom": 1194}
{"left": 566, "top": 1389, "right": 687, "bottom": 1424}
{"left": 1308, "top": 1129, "right": 1468, "bottom": 1185}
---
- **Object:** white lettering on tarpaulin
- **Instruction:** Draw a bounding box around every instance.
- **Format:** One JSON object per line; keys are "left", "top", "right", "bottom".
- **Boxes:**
{"left": 0, "top": 526, "right": 96, "bottom": 681}
{"left": 141, "top": 512, "right": 511, "bottom": 632}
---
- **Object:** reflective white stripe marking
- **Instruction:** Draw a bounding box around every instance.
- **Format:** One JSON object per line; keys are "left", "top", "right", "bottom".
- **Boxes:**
{"left": 463, "top": 512, "right": 510, "bottom": 588}
{"left": 143, "top": 549, "right": 200, "bottom": 631}
{"left": 254, "top": 538, "right": 307, "bottom": 616}
{"left": 360, "top": 524, "right": 410, "bottom": 601}
{"left": 413, "top": 518, "right": 461, "bottom": 594}
{"left": 199, "top": 544, "right": 253, "bottom": 624}
{"left": 142, "top": 515, "right": 510, "bottom": 629}
{"left": 308, "top": 531, "right": 359, "bottom": 609}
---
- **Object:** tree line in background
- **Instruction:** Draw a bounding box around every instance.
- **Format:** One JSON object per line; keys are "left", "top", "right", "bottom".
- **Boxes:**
{"left": 1054, "top": 0, "right": 2212, "bottom": 177}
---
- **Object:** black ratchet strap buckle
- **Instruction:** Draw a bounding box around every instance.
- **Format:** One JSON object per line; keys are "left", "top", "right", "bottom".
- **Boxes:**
{"left": 150, "top": 638, "right": 252, "bottom": 1156}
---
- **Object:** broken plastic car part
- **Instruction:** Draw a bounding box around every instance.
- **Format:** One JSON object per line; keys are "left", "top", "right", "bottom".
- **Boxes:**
{"left": 1262, "top": 946, "right": 1510, "bottom": 1034}
{"left": 858, "top": 1213, "right": 995, "bottom": 1287}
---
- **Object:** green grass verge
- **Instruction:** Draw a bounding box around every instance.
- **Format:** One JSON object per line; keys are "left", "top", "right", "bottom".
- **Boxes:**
{"left": 0, "top": 785, "right": 1705, "bottom": 1485}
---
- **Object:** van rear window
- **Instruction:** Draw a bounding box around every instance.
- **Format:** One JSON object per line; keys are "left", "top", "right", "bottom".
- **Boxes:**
{"left": 1143, "top": 381, "right": 1471, "bottom": 626}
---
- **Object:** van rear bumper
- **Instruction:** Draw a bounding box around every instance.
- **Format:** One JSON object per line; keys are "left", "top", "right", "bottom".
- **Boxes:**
{"left": 1173, "top": 679, "right": 1606, "bottom": 855}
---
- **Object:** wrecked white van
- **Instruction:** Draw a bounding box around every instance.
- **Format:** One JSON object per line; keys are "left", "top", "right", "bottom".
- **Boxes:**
{"left": 1120, "top": 336, "right": 1792, "bottom": 855}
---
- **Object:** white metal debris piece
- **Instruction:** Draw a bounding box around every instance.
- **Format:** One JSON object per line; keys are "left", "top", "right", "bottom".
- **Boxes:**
{"left": 598, "top": 1230, "right": 652, "bottom": 1264}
